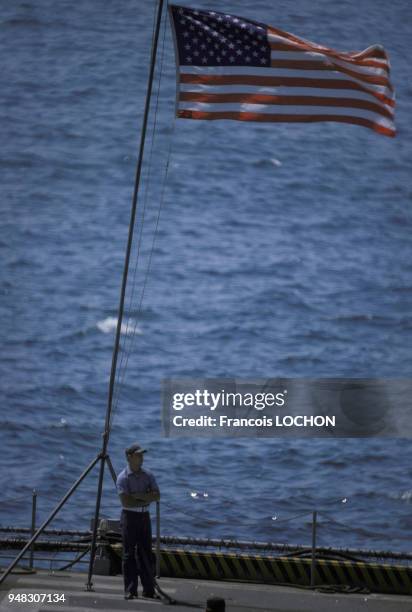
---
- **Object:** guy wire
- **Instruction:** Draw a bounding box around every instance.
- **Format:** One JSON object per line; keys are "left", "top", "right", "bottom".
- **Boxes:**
{"left": 109, "top": 0, "right": 161, "bottom": 409}
{"left": 110, "top": 6, "right": 173, "bottom": 431}
{"left": 111, "top": 4, "right": 169, "bottom": 420}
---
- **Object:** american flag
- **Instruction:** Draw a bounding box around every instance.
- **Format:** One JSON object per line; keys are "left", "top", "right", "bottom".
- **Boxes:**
{"left": 169, "top": 5, "right": 396, "bottom": 137}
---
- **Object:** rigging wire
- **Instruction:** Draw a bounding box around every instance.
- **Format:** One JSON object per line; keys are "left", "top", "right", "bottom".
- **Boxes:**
{"left": 111, "top": 0, "right": 162, "bottom": 396}
{"left": 160, "top": 501, "right": 313, "bottom": 528}
{"left": 317, "top": 511, "right": 386, "bottom": 539}
{"left": 110, "top": 3, "right": 168, "bottom": 417}
{"left": 109, "top": 8, "right": 174, "bottom": 431}
{"left": 111, "top": 124, "right": 175, "bottom": 430}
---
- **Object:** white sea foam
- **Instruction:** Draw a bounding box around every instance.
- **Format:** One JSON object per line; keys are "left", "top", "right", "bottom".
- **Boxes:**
{"left": 96, "top": 317, "right": 142, "bottom": 336}
{"left": 400, "top": 490, "right": 412, "bottom": 503}
{"left": 190, "top": 491, "right": 209, "bottom": 500}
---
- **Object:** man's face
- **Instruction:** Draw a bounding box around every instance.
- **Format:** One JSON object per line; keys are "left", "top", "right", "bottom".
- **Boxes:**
{"left": 128, "top": 452, "right": 144, "bottom": 471}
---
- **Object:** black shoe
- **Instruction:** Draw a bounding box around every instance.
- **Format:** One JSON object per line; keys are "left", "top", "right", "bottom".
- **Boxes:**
{"left": 142, "top": 591, "right": 158, "bottom": 599}
{"left": 124, "top": 592, "right": 138, "bottom": 600}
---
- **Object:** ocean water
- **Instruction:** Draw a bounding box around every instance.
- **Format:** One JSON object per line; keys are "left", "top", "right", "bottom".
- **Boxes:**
{"left": 1, "top": 0, "right": 412, "bottom": 555}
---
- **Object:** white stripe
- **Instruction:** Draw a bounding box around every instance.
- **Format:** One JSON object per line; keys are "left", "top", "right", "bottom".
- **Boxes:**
{"left": 179, "top": 83, "right": 393, "bottom": 111}
{"left": 267, "top": 31, "right": 344, "bottom": 53}
{"left": 350, "top": 45, "right": 389, "bottom": 65}
{"left": 267, "top": 32, "right": 389, "bottom": 66}
{"left": 269, "top": 50, "right": 350, "bottom": 61}
{"left": 180, "top": 65, "right": 330, "bottom": 76}
{"left": 268, "top": 47, "right": 389, "bottom": 66}
{"left": 328, "top": 56, "right": 389, "bottom": 77}
{"left": 178, "top": 101, "right": 395, "bottom": 128}
{"left": 270, "top": 51, "right": 389, "bottom": 77}
{"left": 180, "top": 66, "right": 392, "bottom": 97}
{"left": 180, "top": 64, "right": 388, "bottom": 82}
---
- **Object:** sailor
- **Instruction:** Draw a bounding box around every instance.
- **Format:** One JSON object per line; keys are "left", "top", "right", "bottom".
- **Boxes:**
{"left": 116, "top": 443, "right": 160, "bottom": 600}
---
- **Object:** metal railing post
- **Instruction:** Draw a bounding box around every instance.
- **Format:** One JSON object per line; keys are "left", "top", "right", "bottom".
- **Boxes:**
{"left": 0, "top": 454, "right": 100, "bottom": 587}
{"left": 29, "top": 490, "right": 37, "bottom": 570}
{"left": 310, "top": 510, "right": 317, "bottom": 586}
{"left": 155, "top": 501, "right": 160, "bottom": 577}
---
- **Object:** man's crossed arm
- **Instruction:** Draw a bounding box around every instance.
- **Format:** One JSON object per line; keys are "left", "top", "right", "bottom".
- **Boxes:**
{"left": 120, "top": 490, "right": 160, "bottom": 508}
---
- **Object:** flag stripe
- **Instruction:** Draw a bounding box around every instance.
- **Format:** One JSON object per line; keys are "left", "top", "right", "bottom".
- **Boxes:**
{"left": 269, "top": 51, "right": 390, "bottom": 74}
{"left": 179, "top": 92, "right": 393, "bottom": 120}
{"left": 177, "top": 109, "right": 395, "bottom": 137}
{"left": 267, "top": 28, "right": 389, "bottom": 61}
{"left": 178, "top": 100, "right": 393, "bottom": 122}
{"left": 269, "top": 44, "right": 389, "bottom": 69}
{"left": 269, "top": 60, "right": 392, "bottom": 88}
{"left": 321, "top": 57, "right": 390, "bottom": 77}
{"left": 180, "top": 63, "right": 388, "bottom": 80}
{"left": 179, "top": 66, "right": 392, "bottom": 97}
{"left": 179, "top": 82, "right": 393, "bottom": 107}
{"left": 268, "top": 38, "right": 389, "bottom": 63}
{"left": 351, "top": 47, "right": 390, "bottom": 60}
{"left": 180, "top": 73, "right": 394, "bottom": 107}
{"left": 169, "top": 5, "right": 396, "bottom": 137}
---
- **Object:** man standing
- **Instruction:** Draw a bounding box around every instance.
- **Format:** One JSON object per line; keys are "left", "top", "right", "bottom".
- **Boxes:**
{"left": 116, "top": 443, "right": 160, "bottom": 600}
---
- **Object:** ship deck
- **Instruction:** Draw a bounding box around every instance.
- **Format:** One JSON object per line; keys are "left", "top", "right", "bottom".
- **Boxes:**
{"left": 1, "top": 569, "right": 411, "bottom": 612}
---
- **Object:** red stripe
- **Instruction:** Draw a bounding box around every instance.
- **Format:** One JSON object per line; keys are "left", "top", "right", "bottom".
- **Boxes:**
{"left": 179, "top": 92, "right": 393, "bottom": 119}
{"left": 269, "top": 25, "right": 339, "bottom": 51}
{"left": 267, "top": 27, "right": 389, "bottom": 61}
{"left": 352, "top": 47, "right": 389, "bottom": 61}
{"left": 269, "top": 60, "right": 392, "bottom": 89}
{"left": 269, "top": 43, "right": 389, "bottom": 70}
{"left": 177, "top": 109, "right": 396, "bottom": 137}
{"left": 179, "top": 74, "right": 395, "bottom": 108}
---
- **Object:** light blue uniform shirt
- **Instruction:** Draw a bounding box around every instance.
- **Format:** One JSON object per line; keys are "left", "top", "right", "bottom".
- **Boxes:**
{"left": 116, "top": 466, "right": 159, "bottom": 512}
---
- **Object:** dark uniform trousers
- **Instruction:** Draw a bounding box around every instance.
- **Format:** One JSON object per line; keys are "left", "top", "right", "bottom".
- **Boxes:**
{"left": 121, "top": 509, "right": 154, "bottom": 596}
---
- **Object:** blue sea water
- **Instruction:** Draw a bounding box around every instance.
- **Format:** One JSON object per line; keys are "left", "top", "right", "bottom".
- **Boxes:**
{"left": 1, "top": 0, "right": 412, "bottom": 556}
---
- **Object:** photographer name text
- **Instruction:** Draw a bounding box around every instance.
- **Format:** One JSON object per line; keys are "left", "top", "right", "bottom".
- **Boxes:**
{"left": 171, "top": 389, "right": 335, "bottom": 429}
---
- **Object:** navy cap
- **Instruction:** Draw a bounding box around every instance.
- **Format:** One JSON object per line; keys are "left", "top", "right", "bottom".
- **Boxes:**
{"left": 125, "top": 443, "right": 147, "bottom": 456}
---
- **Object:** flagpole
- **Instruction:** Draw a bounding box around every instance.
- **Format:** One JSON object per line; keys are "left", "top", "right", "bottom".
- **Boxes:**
{"left": 85, "top": 0, "right": 165, "bottom": 590}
